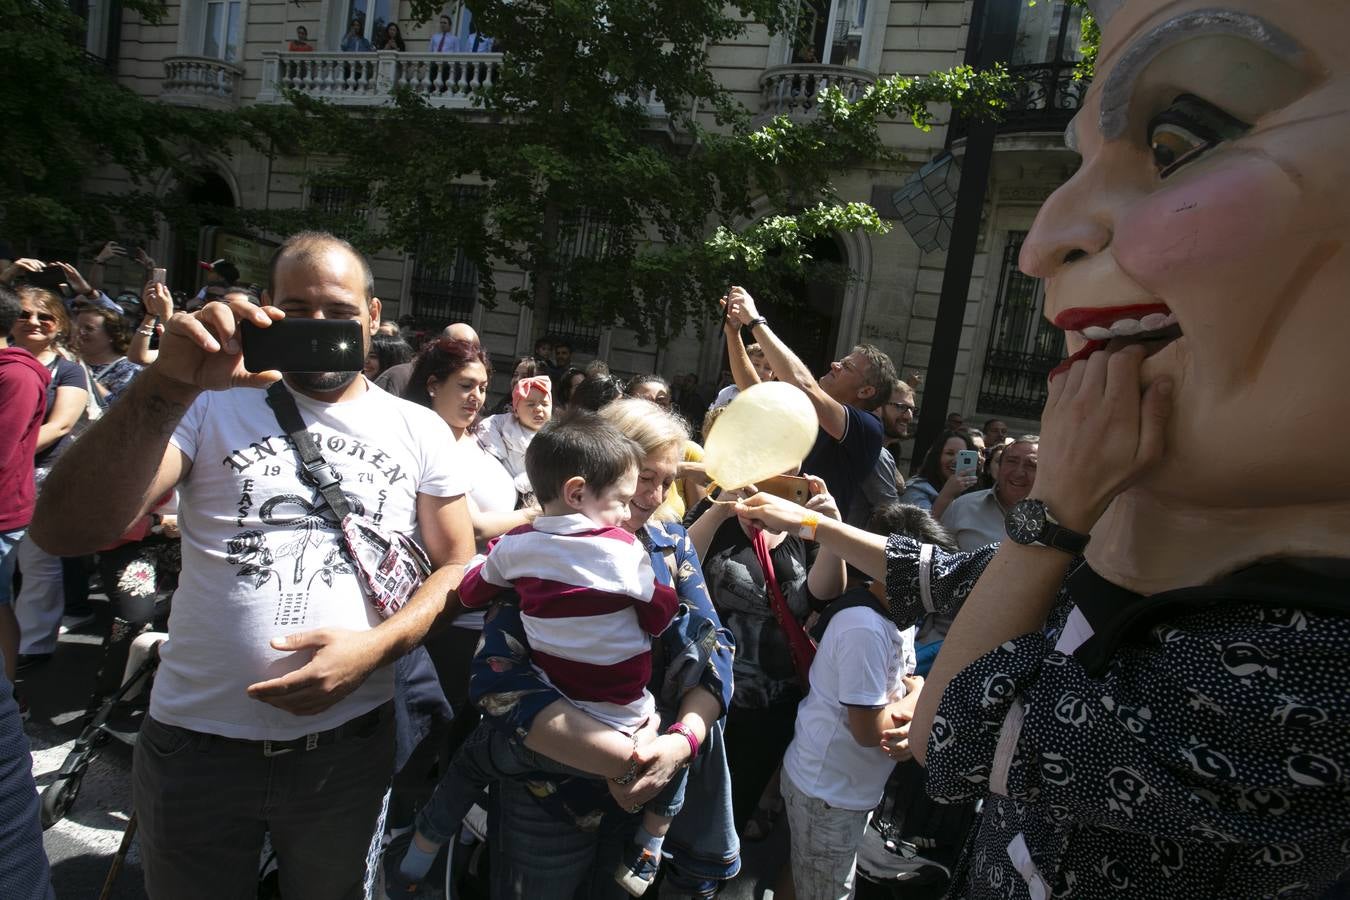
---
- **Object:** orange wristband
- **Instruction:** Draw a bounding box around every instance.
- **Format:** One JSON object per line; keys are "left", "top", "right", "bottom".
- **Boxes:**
{"left": 798, "top": 512, "right": 819, "bottom": 541}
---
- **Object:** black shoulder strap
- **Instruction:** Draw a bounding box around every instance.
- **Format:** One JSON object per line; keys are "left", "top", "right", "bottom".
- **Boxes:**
{"left": 264, "top": 382, "right": 350, "bottom": 519}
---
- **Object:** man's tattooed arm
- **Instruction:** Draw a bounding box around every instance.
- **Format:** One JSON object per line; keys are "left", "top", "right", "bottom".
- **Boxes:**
{"left": 31, "top": 368, "right": 198, "bottom": 555}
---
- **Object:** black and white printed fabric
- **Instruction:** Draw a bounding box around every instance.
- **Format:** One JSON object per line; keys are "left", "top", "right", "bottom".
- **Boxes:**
{"left": 884, "top": 536, "right": 1350, "bottom": 899}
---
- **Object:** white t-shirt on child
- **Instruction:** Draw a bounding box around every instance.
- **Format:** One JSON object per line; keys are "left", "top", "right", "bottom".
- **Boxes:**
{"left": 154, "top": 381, "right": 464, "bottom": 741}
{"left": 783, "top": 605, "right": 916, "bottom": 811}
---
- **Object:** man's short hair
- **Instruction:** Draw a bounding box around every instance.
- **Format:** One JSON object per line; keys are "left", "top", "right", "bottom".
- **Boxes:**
{"left": 0, "top": 284, "right": 21, "bottom": 334}
{"left": 267, "top": 231, "right": 374, "bottom": 304}
{"left": 745, "top": 342, "right": 765, "bottom": 357}
{"left": 983, "top": 418, "right": 1006, "bottom": 431}
{"left": 892, "top": 378, "right": 914, "bottom": 400}
{"left": 525, "top": 410, "right": 644, "bottom": 506}
{"left": 851, "top": 344, "right": 897, "bottom": 411}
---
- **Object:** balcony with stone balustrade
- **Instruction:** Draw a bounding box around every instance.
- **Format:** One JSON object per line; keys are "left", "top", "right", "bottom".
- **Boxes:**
{"left": 256, "top": 50, "right": 668, "bottom": 124}
{"left": 161, "top": 55, "right": 245, "bottom": 111}
{"left": 758, "top": 64, "right": 877, "bottom": 120}
{"left": 257, "top": 50, "right": 500, "bottom": 108}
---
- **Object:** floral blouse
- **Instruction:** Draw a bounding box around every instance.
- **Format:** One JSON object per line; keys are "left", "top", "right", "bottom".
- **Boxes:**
{"left": 884, "top": 537, "right": 1350, "bottom": 899}
{"left": 88, "top": 356, "right": 142, "bottom": 407}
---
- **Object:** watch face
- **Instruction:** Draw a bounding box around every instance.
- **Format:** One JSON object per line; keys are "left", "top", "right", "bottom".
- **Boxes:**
{"left": 1006, "top": 500, "right": 1047, "bottom": 545}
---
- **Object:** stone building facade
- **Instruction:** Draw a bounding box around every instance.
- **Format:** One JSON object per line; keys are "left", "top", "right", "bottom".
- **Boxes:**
{"left": 78, "top": 0, "right": 1087, "bottom": 452}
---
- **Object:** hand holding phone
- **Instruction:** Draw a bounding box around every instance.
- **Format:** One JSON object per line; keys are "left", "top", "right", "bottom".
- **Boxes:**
{"left": 757, "top": 474, "right": 811, "bottom": 505}
{"left": 240, "top": 318, "right": 364, "bottom": 374}
{"left": 955, "top": 449, "right": 981, "bottom": 480}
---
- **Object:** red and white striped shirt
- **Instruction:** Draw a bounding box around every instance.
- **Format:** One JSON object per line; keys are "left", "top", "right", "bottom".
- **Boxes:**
{"left": 458, "top": 514, "right": 680, "bottom": 731}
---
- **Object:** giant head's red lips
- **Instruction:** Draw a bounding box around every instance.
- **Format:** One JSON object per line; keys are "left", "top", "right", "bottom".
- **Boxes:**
{"left": 1049, "top": 303, "right": 1183, "bottom": 379}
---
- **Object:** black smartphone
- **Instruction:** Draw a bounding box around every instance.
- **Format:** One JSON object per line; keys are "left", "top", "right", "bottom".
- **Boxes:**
{"left": 22, "top": 265, "right": 67, "bottom": 291}
{"left": 240, "top": 318, "right": 365, "bottom": 373}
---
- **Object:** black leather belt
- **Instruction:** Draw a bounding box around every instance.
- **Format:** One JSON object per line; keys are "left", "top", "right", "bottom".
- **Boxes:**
{"left": 226, "top": 703, "right": 389, "bottom": 757}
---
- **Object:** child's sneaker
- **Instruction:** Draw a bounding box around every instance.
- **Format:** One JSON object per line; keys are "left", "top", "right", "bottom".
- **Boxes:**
{"left": 382, "top": 832, "right": 421, "bottom": 897}
{"left": 614, "top": 845, "right": 661, "bottom": 896}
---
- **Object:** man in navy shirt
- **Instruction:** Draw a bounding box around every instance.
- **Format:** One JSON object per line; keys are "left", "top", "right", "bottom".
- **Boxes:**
{"left": 724, "top": 286, "right": 894, "bottom": 515}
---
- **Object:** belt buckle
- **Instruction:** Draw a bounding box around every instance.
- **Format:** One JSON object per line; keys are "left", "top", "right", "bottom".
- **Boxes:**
{"left": 262, "top": 739, "right": 293, "bottom": 757}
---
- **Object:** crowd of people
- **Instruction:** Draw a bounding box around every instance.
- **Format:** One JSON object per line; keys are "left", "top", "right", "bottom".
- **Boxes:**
{"left": 0, "top": 232, "right": 1046, "bottom": 900}
{"left": 6, "top": 219, "right": 1346, "bottom": 900}
{"left": 8, "top": 2, "right": 1350, "bottom": 899}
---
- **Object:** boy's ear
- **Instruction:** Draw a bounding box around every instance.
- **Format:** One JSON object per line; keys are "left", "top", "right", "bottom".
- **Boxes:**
{"left": 562, "top": 475, "right": 588, "bottom": 511}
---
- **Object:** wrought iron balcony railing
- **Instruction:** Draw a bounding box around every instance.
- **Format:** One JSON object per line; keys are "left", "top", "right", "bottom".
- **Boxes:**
{"left": 951, "top": 60, "right": 1088, "bottom": 140}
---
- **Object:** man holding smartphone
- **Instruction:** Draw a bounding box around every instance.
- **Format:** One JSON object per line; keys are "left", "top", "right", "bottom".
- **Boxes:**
{"left": 940, "top": 437, "right": 1039, "bottom": 551}
{"left": 31, "top": 231, "right": 476, "bottom": 900}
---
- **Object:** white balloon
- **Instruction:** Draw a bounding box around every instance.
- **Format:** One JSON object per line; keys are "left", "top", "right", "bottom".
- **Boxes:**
{"left": 703, "top": 382, "right": 818, "bottom": 490}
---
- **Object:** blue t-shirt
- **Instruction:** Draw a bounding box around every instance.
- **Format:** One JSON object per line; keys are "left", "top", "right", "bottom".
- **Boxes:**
{"left": 801, "top": 405, "right": 882, "bottom": 516}
{"left": 35, "top": 356, "right": 86, "bottom": 470}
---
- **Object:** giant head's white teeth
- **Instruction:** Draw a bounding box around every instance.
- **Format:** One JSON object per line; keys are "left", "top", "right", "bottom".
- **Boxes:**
{"left": 1073, "top": 311, "right": 1180, "bottom": 343}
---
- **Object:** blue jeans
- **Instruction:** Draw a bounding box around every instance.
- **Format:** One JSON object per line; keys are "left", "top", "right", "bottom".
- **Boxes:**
{"left": 416, "top": 721, "right": 688, "bottom": 845}
{"left": 0, "top": 667, "right": 54, "bottom": 899}
{"left": 0, "top": 528, "right": 23, "bottom": 606}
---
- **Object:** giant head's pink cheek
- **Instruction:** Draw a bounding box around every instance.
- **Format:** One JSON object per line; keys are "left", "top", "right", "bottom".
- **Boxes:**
{"left": 1113, "top": 155, "right": 1299, "bottom": 298}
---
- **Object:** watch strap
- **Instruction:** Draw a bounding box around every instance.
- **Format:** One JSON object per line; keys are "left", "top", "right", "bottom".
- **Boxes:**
{"left": 1040, "top": 519, "right": 1089, "bottom": 555}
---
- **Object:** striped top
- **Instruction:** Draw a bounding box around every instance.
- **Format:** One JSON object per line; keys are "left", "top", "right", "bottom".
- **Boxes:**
{"left": 458, "top": 514, "right": 680, "bottom": 731}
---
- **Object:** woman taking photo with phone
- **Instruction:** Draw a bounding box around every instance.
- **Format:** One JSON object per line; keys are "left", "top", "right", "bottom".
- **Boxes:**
{"left": 684, "top": 473, "right": 846, "bottom": 829}
{"left": 899, "top": 430, "right": 978, "bottom": 518}
{"left": 9, "top": 286, "right": 90, "bottom": 669}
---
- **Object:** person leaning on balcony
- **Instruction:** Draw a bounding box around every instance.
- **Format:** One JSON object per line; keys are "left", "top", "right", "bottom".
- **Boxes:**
{"left": 341, "top": 19, "right": 373, "bottom": 52}
{"left": 429, "top": 14, "right": 457, "bottom": 53}
{"left": 287, "top": 25, "right": 314, "bottom": 52}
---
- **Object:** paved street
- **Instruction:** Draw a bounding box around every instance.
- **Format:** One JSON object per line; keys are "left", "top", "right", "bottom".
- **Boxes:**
{"left": 19, "top": 614, "right": 786, "bottom": 900}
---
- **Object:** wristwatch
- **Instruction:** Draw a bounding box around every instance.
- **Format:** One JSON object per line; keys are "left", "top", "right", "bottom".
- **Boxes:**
{"left": 746, "top": 316, "right": 768, "bottom": 330}
{"left": 1004, "top": 499, "right": 1089, "bottom": 555}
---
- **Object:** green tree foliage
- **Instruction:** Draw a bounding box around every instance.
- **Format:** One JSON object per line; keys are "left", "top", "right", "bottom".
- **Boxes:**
{"left": 270, "top": 0, "right": 1009, "bottom": 344}
{"left": 0, "top": 0, "right": 292, "bottom": 254}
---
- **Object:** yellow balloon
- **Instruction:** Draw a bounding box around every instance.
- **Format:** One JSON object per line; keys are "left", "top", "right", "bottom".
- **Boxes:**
{"left": 703, "top": 382, "right": 819, "bottom": 490}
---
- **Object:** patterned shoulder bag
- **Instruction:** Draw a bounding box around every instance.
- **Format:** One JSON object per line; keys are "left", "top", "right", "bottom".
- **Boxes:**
{"left": 265, "top": 382, "right": 431, "bottom": 619}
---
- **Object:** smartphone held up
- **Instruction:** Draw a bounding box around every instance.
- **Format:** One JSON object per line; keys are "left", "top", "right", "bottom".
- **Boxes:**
{"left": 239, "top": 318, "right": 364, "bottom": 374}
{"left": 955, "top": 449, "right": 980, "bottom": 480}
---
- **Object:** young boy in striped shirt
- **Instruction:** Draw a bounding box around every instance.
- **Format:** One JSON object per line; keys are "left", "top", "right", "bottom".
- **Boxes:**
{"left": 386, "top": 412, "right": 682, "bottom": 897}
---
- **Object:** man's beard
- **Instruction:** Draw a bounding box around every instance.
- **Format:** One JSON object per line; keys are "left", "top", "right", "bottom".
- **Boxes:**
{"left": 287, "top": 370, "right": 360, "bottom": 394}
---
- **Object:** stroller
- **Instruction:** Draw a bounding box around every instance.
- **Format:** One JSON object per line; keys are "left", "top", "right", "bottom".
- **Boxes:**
{"left": 39, "top": 536, "right": 178, "bottom": 830}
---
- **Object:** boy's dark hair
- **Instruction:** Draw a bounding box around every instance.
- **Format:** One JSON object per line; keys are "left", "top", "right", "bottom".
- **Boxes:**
{"left": 865, "top": 502, "right": 958, "bottom": 552}
{"left": 525, "top": 410, "right": 644, "bottom": 506}
{"left": 0, "top": 284, "right": 20, "bottom": 335}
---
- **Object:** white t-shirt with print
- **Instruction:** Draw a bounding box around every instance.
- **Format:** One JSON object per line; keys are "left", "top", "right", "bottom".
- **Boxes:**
{"left": 154, "top": 381, "right": 464, "bottom": 741}
{"left": 449, "top": 433, "right": 518, "bottom": 631}
{"left": 783, "top": 605, "right": 916, "bottom": 810}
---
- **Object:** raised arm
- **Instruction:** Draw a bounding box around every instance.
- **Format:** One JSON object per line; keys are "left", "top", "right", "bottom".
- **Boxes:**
{"left": 31, "top": 297, "right": 282, "bottom": 555}
{"left": 721, "top": 299, "right": 761, "bottom": 391}
{"left": 726, "top": 285, "right": 846, "bottom": 438}
{"left": 128, "top": 280, "right": 173, "bottom": 366}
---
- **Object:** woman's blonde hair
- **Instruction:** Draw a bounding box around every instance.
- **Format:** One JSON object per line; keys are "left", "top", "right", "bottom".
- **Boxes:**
{"left": 600, "top": 397, "right": 689, "bottom": 458}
